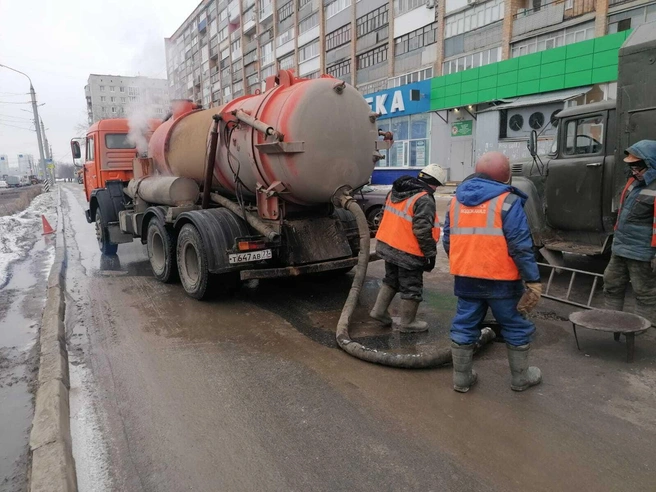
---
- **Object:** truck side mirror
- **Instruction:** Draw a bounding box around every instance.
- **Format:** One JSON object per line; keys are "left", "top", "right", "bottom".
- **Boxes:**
{"left": 528, "top": 130, "right": 538, "bottom": 157}
{"left": 71, "top": 140, "right": 81, "bottom": 160}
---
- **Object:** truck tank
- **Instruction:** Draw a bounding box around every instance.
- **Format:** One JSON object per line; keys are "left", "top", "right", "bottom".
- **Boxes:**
{"left": 148, "top": 71, "right": 379, "bottom": 206}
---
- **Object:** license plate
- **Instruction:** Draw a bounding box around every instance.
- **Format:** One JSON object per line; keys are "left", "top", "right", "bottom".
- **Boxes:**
{"left": 228, "top": 249, "right": 272, "bottom": 264}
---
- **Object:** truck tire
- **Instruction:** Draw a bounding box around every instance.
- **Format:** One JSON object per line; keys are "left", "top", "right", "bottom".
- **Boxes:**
{"left": 95, "top": 208, "right": 118, "bottom": 256}
{"left": 177, "top": 223, "right": 211, "bottom": 300}
{"left": 147, "top": 218, "right": 178, "bottom": 283}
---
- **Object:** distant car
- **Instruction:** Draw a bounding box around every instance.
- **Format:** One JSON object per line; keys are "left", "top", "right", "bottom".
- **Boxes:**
{"left": 0, "top": 181, "right": 8, "bottom": 189}
{"left": 354, "top": 184, "right": 391, "bottom": 232}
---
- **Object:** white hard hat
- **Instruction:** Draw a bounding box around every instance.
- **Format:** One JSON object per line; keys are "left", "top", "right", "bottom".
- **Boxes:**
{"left": 418, "top": 164, "right": 447, "bottom": 186}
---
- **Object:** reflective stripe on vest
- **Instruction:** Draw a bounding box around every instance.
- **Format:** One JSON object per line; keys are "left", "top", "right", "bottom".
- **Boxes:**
{"left": 375, "top": 191, "right": 440, "bottom": 257}
{"left": 449, "top": 192, "right": 521, "bottom": 281}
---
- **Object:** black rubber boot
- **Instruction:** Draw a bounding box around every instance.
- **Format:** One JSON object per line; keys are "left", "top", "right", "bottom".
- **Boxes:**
{"left": 451, "top": 342, "right": 478, "bottom": 393}
{"left": 369, "top": 284, "right": 396, "bottom": 326}
{"left": 398, "top": 299, "right": 428, "bottom": 333}
{"left": 506, "top": 344, "right": 542, "bottom": 391}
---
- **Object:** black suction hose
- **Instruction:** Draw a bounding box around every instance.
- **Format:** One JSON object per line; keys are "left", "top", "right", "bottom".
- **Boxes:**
{"left": 336, "top": 195, "right": 494, "bottom": 369}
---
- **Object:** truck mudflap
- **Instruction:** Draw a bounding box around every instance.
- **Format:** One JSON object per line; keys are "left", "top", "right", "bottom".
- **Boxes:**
{"left": 240, "top": 257, "right": 358, "bottom": 280}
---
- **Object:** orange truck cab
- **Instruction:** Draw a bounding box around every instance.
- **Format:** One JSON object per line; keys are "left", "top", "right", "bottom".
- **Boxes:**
{"left": 70, "top": 118, "right": 162, "bottom": 254}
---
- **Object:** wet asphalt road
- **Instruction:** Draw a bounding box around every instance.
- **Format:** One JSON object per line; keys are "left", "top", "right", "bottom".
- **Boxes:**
{"left": 60, "top": 183, "right": 656, "bottom": 492}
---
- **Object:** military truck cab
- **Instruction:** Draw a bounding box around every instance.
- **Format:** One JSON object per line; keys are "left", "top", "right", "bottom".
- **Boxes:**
{"left": 511, "top": 23, "right": 656, "bottom": 259}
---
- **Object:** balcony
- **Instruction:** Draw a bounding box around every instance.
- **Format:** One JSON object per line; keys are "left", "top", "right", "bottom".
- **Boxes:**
{"left": 513, "top": 0, "right": 565, "bottom": 38}
{"left": 260, "top": 2, "right": 273, "bottom": 22}
{"left": 564, "top": 0, "right": 596, "bottom": 20}
{"left": 210, "top": 46, "right": 219, "bottom": 59}
{"left": 198, "top": 19, "right": 207, "bottom": 32}
{"left": 242, "top": 0, "right": 255, "bottom": 10}
{"left": 243, "top": 8, "right": 257, "bottom": 33}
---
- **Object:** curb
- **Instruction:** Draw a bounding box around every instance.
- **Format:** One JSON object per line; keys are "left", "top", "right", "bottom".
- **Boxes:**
{"left": 28, "top": 186, "right": 77, "bottom": 492}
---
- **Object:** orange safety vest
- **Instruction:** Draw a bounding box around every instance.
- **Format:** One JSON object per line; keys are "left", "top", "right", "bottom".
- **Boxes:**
{"left": 615, "top": 177, "right": 656, "bottom": 246}
{"left": 376, "top": 191, "right": 440, "bottom": 257}
{"left": 449, "top": 192, "right": 521, "bottom": 281}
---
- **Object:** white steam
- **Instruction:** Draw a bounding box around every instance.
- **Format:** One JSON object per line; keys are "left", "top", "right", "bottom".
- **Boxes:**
{"left": 127, "top": 108, "right": 152, "bottom": 156}
{"left": 126, "top": 77, "right": 169, "bottom": 156}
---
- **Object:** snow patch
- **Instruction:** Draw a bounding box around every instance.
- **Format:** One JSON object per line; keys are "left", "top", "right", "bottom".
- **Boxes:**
{"left": 0, "top": 190, "right": 56, "bottom": 288}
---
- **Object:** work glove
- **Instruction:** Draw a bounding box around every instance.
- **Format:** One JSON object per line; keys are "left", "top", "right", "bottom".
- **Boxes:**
{"left": 517, "top": 282, "right": 542, "bottom": 316}
{"left": 651, "top": 257, "right": 656, "bottom": 274}
{"left": 424, "top": 256, "right": 436, "bottom": 272}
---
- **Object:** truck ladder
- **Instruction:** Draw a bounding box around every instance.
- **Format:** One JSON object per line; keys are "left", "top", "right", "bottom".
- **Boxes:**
{"left": 538, "top": 262, "right": 603, "bottom": 309}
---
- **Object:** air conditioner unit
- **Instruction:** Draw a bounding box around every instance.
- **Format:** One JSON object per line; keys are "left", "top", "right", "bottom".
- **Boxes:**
{"left": 425, "top": 0, "right": 435, "bottom": 8}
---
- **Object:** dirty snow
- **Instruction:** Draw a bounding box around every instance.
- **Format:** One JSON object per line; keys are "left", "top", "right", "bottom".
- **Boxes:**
{"left": 0, "top": 189, "right": 56, "bottom": 288}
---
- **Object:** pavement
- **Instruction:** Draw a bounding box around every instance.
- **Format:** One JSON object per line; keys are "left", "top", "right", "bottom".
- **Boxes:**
{"left": 9, "top": 182, "right": 656, "bottom": 491}
{"left": 0, "top": 189, "right": 56, "bottom": 492}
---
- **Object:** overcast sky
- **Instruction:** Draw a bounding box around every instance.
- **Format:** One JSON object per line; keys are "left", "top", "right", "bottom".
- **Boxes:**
{"left": 0, "top": 0, "right": 201, "bottom": 168}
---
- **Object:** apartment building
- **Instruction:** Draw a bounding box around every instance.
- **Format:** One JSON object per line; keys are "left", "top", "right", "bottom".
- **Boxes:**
{"left": 85, "top": 74, "right": 169, "bottom": 125}
{"left": 165, "top": 0, "right": 656, "bottom": 182}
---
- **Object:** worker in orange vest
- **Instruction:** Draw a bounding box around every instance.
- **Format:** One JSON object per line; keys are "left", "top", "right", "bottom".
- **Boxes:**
{"left": 443, "top": 152, "right": 542, "bottom": 393}
{"left": 370, "top": 164, "right": 446, "bottom": 332}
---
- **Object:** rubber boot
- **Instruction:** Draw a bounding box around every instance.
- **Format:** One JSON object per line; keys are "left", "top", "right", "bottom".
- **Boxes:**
{"left": 398, "top": 299, "right": 428, "bottom": 333}
{"left": 369, "top": 284, "right": 396, "bottom": 326}
{"left": 506, "top": 344, "right": 542, "bottom": 392}
{"left": 451, "top": 342, "right": 478, "bottom": 393}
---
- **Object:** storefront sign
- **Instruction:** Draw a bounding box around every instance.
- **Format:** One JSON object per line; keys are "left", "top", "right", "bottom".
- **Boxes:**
{"left": 451, "top": 120, "right": 473, "bottom": 137}
{"left": 364, "top": 80, "right": 430, "bottom": 120}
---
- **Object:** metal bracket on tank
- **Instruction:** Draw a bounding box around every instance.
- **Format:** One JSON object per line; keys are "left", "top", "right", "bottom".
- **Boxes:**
{"left": 256, "top": 181, "right": 287, "bottom": 221}
{"left": 255, "top": 141, "right": 305, "bottom": 154}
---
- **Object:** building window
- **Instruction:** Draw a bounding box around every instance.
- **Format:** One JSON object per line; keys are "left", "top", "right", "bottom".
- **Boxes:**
{"left": 121, "top": 97, "right": 126, "bottom": 103}
{"left": 326, "top": 24, "right": 351, "bottom": 51}
{"left": 394, "top": 22, "right": 437, "bottom": 56}
{"left": 128, "top": 87, "right": 140, "bottom": 96}
{"left": 565, "top": 0, "right": 573, "bottom": 9}
{"left": 231, "top": 39, "right": 241, "bottom": 59}
{"left": 119, "top": 87, "right": 125, "bottom": 93}
{"left": 356, "top": 5, "right": 388, "bottom": 38}
{"left": 299, "top": 0, "right": 312, "bottom": 8}
{"left": 111, "top": 107, "right": 116, "bottom": 114}
{"left": 394, "top": 0, "right": 423, "bottom": 16}
{"left": 444, "top": 0, "right": 504, "bottom": 38}
{"left": 279, "top": 53, "right": 295, "bottom": 70}
{"left": 356, "top": 44, "right": 388, "bottom": 69}
{"left": 219, "top": 9, "right": 227, "bottom": 21}
{"left": 100, "top": 96, "right": 106, "bottom": 102}
{"left": 223, "top": 86, "right": 232, "bottom": 97}
{"left": 219, "top": 27, "right": 228, "bottom": 42}
{"left": 261, "top": 64, "right": 276, "bottom": 80}
{"left": 388, "top": 67, "right": 433, "bottom": 88}
{"left": 326, "top": 0, "right": 351, "bottom": 19}
{"left": 298, "top": 40, "right": 319, "bottom": 62}
{"left": 262, "top": 41, "right": 274, "bottom": 66}
{"left": 110, "top": 97, "right": 116, "bottom": 102}
{"left": 327, "top": 59, "right": 351, "bottom": 78}
{"left": 110, "top": 86, "right": 115, "bottom": 92}
{"left": 443, "top": 46, "right": 501, "bottom": 74}
{"left": 510, "top": 22, "right": 594, "bottom": 58}
{"left": 299, "top": 12, "right": 319, "bottom": 34}
{"left": 247, "top": 73, "right": 259, "bottom": 86}
{"left": 376, "top": 114, "right": 430, "bottom": 168}
{"left": 278, "top": 1, "right": 293, "bottom": 22}
{"left": 277, "top": 27, "right": 295, "bottom": 47}
{"left": 303, "top": 71, "right": 320, "bottom": 79}
{"left": 244, "top": 49, "right": 258, "bottom": 65}
{"left": 99, "top": 86, "right": 105, "bottom": 92}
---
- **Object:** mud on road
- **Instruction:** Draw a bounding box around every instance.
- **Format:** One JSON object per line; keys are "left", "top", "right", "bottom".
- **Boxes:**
{"left": 60, "top": 183, "right": 656, "bottom": 492}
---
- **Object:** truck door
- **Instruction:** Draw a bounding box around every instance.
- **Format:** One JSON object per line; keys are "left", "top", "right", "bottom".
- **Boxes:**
{"left": 84, "top": 134, "right": 97, "bottom": 202}
{"left": 544, "top": 113, "right": 606, "bottom": 232}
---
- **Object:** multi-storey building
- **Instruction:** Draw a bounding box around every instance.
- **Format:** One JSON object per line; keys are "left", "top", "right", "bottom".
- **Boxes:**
{"left": 0, "top": 155, "right": 8, "bottom": 176}
{"left": 16, "top": 154, "right": 35, "bottom": 176}
{"left": 84, "top": 74, "right": 170, "bottom": 125}
{"left": 165, "top": 0, "right": 656, "bottom": 182}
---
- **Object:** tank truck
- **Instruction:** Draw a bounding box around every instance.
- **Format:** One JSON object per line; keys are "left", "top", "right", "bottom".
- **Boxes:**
{"left": 72, "top": 71, "right": 391, "bottom": 299}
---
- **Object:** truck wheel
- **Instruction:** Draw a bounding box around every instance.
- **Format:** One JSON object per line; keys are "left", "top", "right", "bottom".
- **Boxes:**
{"left": 95, "top": 208, "right": 118, "bottom": 256}
{"left": 367, "top": 206, "right": 383, "bottom": 232}
{"left": 177, "top": 223, "right": 210, "bottom": 300}
{"left": 147, "top": 218, "right": 178, "bottom": 283}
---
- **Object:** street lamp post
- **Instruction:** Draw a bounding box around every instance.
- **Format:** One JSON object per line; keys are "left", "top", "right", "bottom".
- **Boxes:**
{"left": 0, "top": 64, "right": 48, "bottom": 180}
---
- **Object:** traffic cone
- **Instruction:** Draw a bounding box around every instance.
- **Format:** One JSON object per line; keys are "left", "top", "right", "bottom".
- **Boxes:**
{"left": 41, "top": 215, "right": 55, "bottom": 235}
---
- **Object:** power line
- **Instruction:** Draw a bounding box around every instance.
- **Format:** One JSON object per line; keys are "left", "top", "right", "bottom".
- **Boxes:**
{"left": 0, "top": 100, "right": 31, "bottom": 104}
{"left": 0, "top": 122, "right": 35, "bottom": 131}
{"left": 0, "top": 113, "right": 33, "bottom": 121}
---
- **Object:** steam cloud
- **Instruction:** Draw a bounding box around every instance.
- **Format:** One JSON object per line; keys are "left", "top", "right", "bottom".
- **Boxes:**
{"left": 126, "top": 78, "right": 168, "bottom": 156}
